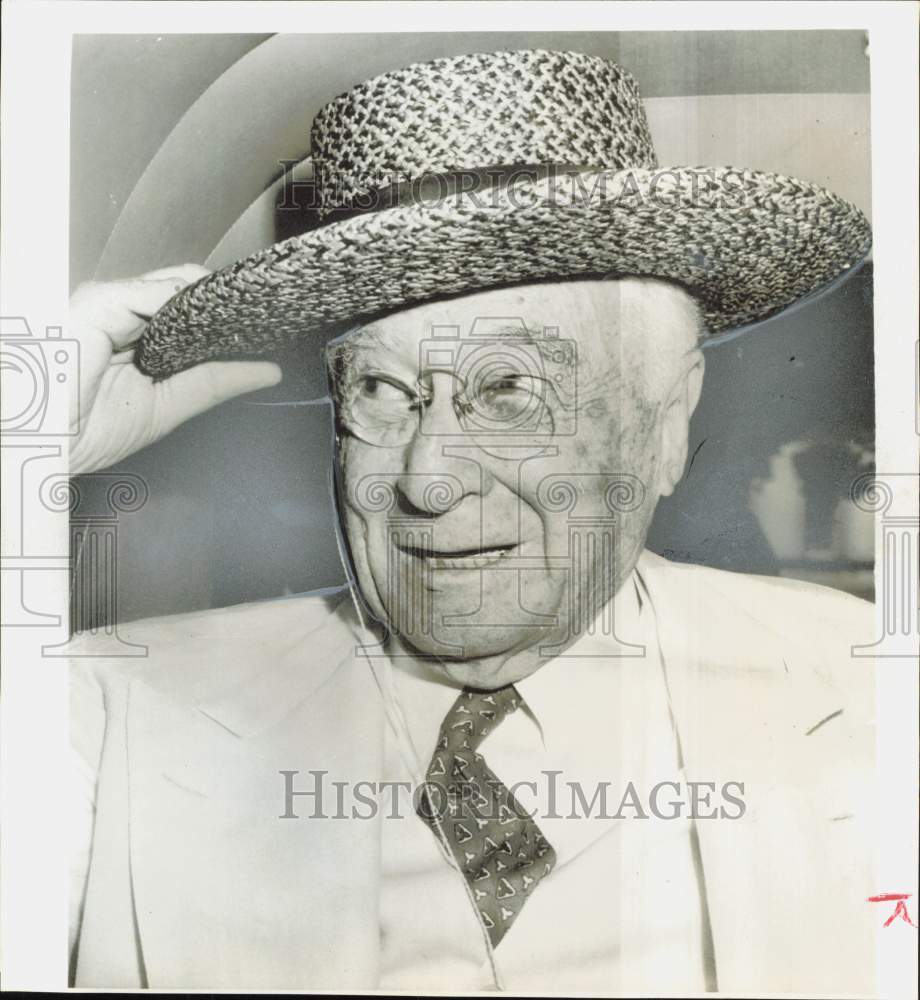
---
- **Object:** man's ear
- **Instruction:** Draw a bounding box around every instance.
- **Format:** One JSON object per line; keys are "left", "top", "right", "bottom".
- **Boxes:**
{"left": 657, "top": 351, "right": 705, "bottom": 498}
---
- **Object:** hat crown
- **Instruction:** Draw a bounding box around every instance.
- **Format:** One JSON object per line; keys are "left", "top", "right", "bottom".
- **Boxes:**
{"left": 310, "top": 49, "right": 658, "bottom": 218}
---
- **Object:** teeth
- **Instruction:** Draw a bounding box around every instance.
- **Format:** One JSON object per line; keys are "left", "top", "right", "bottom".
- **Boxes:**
{"left": 408, "top": 547, "right": 514, "bottom": 570}
{"left": 432, "top": 549, "right": 508, "bottom": 569}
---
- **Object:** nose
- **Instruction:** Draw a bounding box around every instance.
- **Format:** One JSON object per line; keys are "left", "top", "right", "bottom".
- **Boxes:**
{"left": 396, "top": 373, "right": 492, "bottom": 514}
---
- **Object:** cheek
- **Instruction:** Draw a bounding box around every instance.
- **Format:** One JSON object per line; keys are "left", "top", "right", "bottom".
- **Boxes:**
{"left": 339, "top": 440, "right": 401, "bottom": 567}
{"left": 518, "top": 400, "right": 662, "bottom": 543}
{"left": 602, "top": 392, "right": 662, "bottom": 486}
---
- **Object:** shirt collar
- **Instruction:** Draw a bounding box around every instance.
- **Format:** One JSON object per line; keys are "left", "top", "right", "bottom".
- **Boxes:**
{"left": 515, "top": 561, "right": 649, "bottom": 750}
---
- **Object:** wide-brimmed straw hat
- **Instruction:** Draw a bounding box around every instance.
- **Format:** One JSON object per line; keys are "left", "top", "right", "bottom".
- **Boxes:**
{"left": 136, "top": 48, "right": 871, "bottom": 383}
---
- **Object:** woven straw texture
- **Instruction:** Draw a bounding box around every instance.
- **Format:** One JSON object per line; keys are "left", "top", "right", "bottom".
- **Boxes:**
{"left": 136, "top": 49, "right": 872, "bottom": 382}
{"left": 310, "top": 49, "right": 657, "bottom": 217}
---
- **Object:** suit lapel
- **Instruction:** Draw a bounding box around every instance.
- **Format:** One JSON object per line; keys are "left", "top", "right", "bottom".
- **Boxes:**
{"left": 640, "top": 554, "right": 876, "bottom": 995}
{"left": 126, "top": 596, "right": 387, "bottom": 990}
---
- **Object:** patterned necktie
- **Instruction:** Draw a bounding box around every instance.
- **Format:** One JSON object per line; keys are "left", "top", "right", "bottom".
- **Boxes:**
{"left": 417, "top": 685, "right": 557, "bottom": 947}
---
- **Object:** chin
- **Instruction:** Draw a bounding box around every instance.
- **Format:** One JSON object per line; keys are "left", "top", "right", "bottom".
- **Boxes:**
{"left": 405, "top": 624, "right": 524, "bottom": 660}
{"left": 394, "top": 619, "right": 559, "bottom": 686}
{"left": 428, "top": 648, "right": 545, "bottom": 691}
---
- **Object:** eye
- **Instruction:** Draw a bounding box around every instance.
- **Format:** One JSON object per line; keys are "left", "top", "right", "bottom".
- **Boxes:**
{"left": 488, "top": 375, "right": 523, "bottom": 391}
{"left": 357, "top": 374, "right": 416, "bottom": 406}
{"left": 478, "top": 373, "right": 544, "bottom": 403}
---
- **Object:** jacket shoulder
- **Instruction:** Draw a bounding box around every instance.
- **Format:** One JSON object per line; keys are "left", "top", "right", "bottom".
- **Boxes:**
{"left": 69, "top": 586, "right": 364, "bottom": 702}
{"left": 638, "top": 550, "right": 875, "bottom": 709}
{"left": 69, "top": 587, "right": 372, "bottom": 796}
{"left": 78, "top": 584, "right": 353, "bottom": 644}
{"left": 642, "top": 550, "right": 872, "bottom": 627}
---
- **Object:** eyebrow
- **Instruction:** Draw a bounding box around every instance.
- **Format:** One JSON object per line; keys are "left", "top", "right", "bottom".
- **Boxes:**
{"left": 329, "top": 323, "right": 553, "bottom": 376}
{"left": 475, "top": 323, "right": 547, "bottom": 340}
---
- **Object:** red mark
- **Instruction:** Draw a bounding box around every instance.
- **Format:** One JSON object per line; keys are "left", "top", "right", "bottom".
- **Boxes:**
{"left": 867, "top": 893, "right": 918, "bottom": 928}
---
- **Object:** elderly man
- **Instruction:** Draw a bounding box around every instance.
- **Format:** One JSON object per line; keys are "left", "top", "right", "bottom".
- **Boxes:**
{"left": 70, "top": 50, "right": 876, "bottom": 994}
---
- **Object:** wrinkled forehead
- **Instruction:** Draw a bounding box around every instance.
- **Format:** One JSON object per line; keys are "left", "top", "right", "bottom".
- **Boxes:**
{"left": 326, "top": 278, "right": 701, "bottom": 372}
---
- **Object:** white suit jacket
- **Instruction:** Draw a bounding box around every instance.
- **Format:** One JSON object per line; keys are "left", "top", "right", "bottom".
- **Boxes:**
{"left": 70, "top": 551, "right": 877, "bottom": 993}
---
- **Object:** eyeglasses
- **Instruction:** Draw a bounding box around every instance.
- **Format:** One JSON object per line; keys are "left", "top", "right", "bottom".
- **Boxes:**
{"left": 336, "top": 368, "right": 562, "bottom": 447}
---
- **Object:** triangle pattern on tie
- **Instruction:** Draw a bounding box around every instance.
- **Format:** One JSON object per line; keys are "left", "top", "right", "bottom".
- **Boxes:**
{"left": 417, "top": 685, "right": 556, "bottom": 948}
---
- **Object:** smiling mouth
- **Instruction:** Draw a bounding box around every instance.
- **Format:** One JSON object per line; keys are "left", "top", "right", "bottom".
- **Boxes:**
{"left": 396, "top": 541, "right": 519, "bottom": 570}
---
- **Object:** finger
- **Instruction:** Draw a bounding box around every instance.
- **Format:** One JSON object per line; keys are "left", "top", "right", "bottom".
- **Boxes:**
{"left": 110, "top": 347, "right": 136, "bottom": 365}
{"left": 137, "top": 263, "right": 211, "bottom": 283}
{"left": 112, "top": 276, "right": 195, "bottom": 320}
{"left": 154, "top": 360, "right": 283, "bottom": 433}
{"left": 72, "top": 277, "right": 197, "bottom": 348}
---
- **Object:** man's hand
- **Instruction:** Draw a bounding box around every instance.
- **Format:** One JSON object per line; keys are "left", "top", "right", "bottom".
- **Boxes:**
{"left": 69, "top": 264, "right": 282, "bottom": 474}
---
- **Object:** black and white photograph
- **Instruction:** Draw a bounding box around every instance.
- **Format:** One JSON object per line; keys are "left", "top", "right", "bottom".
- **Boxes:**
{"left": 1, "top": 3, "right": 917, "bottom": 996}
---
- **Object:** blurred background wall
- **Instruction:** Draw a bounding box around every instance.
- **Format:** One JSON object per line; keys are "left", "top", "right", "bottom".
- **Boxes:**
{"left": 69, "top": 31, "right": 874, "bottom": 624}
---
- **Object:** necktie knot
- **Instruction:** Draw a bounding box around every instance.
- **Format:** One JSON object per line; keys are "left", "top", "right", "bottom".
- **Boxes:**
{"left": 438, "top": 685, "right": 522, "bottom": 754}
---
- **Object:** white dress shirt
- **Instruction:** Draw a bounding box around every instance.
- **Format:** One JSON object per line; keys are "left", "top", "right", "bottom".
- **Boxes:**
{"left": 377, "top": 560, "right": 715, "bottom": 992}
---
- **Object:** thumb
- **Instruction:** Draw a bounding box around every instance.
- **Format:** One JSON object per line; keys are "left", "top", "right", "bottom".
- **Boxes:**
{"left": 154, "top": 360, "right": 283, "bottom": 434}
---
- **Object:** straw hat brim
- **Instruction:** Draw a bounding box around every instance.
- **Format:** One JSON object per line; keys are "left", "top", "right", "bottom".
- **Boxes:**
{"left": 136, "top": 165, "right": 871, "bottom": 386}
